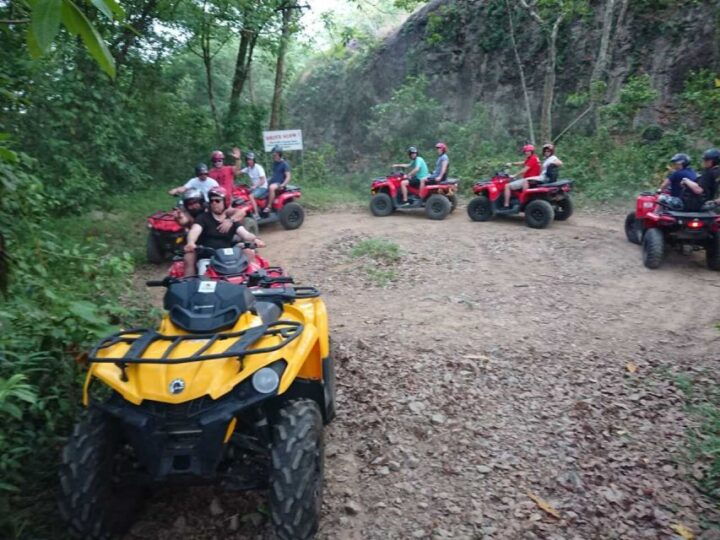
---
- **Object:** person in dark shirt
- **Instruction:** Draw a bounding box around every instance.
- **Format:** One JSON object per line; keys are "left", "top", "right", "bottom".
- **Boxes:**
{"left": 264, "top": 146, "right": 291, "bottom": 215}
{"left": 660, "top": 153, "right": 697, "bottom": 199}
{"left": 681, "top": 148, "right": 720, "bottom": 211}
{"left": 183, "top": 187, "right": 265, "bottom": 276}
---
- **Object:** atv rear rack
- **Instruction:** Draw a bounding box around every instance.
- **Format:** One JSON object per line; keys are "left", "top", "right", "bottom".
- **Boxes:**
{"left": 88, "top": 320, "right": 303, "bottom": 375}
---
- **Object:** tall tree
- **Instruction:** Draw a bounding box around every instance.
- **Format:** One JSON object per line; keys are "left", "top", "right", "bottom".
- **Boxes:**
{"left": 505, "top": 0, "right": 535, "bottom": 144}
{"left": 269, "top": 2, "right": 304, "bottom": 130}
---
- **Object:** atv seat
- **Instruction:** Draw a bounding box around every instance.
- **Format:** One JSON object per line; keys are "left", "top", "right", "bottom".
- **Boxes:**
{"left": 282, "top": 184, "right": 300, "bottom": 192}
{"left": 440, "top": 178, "right": 459, "bottom": 185}
{"left": 539, "top": 179, "right": 573, "bottom": 188}
{"left": 665, "top": 210, "right": 718, "bottom": 219}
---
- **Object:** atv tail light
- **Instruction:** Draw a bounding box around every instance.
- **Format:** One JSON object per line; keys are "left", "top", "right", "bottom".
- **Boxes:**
{"left": 688, "top": 220, "right": 703, "bottom": 229}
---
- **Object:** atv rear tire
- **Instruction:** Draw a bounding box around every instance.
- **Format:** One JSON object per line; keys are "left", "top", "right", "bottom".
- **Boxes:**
{"left": 642, "top": 228, "right": 664, "bottom": 269}
{"left": 370, "top": 193, "right": 394, "bottom": 216}
{"left": 269, "top": 399, "right": 324, "bottom": 540}
{"left": 146, "top": 233, "right": 163, "bottom": 264}
{"left": 624, "top": 212, "right": 642, "bottom": 245}
{"left": 242, "top": 216, "right": 260, "bottom": 235}
{"left": 279, "top": 202, "right": 305, "bottom": 230}
{"left": 448, "top": 195, "right": 458, "bottom": 213}
{"left": 466, "top": 196, "right": 494, "bottom": 222}
{"left": 554, "top": 196, "right": 574, "bottom": 221}
{"left": 58, "top": 409, "right": 145, "bottom": 539}
{"left": 524, "top": 199, "right": 554, "bottom": 229}
{"left": 425, "top": 194, "right": 451, "bottom": 220}
{"left": 706, "top": 233, "right": 720, "bottom": 271}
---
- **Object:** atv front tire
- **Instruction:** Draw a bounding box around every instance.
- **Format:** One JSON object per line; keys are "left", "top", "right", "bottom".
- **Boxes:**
{"left": 706, "top": 233, "right": 720, "bottom": 271}
{"left": 554, "top": 196, "right": 574, "bottom": 221}
{"left": 524, "top": 199, "right": 554, "bottom": 229}
{"left": 642, "top": 227, "right": 664, "bottom": 269}
{"left": 466, "top": 196, "right": 494, "bottom": 222}
{"left": 146, "top": 233, "right": 163, "bottom": 264}
{"left": 279, "top": 202, "right": 305, "bottom": 230}
{"left": 370, "top": 193, "right": 394, "bottom": 216}
{"left": 242, "top": 216, "right": 260, "bottom": 235}
{"left": 425, "top": 194, "right": 451, "bottom": 220}
{"left": 624, "top": 212, "right": 642, "bottom": 245}
{"left": 58, "top": 409, "right": 145, "bottom": 539}
{"left": 269, "top": 399, "right": 324, "bottom": 540}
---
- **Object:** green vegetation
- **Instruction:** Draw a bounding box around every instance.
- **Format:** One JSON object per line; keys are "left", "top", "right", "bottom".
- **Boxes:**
{"left": 350, "top": 237, "right": 403, "bottom": 286}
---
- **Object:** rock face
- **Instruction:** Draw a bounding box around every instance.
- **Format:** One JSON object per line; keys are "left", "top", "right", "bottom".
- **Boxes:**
{"left": 289, "top": 0, "right": 720, "bottom": 147}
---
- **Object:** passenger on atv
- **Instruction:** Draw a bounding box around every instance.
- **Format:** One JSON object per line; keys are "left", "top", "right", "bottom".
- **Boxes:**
{"left": 427, "top": 142, "right": 450, "bottom": 188}
{"left": 173, "top": 187, "right": 247, "bottom": 230}
{"left": 658, "top": 153, "right": 697, "bottom": 210}
{"left": 183, "top": 187, "right": 265, "bottom": 277}
{"left": 392, "top": 146, "right": 429, "bottom": 206}
{"left": 503, "top": 144, "right": 541, "bottom": 208}
{"left": 238, "top": 151, "right": 267, "bottom": 219}
{"left": 681, "top": 148, "right": 720, "bottom": 211}
{"left": 168, "top": 163, "right": 218, "bottom": 201}
{"left": 265, "top": 145, "right": 291, "bottom": 216}
{"left": 209, "top": 147, "right": 243, "bottom": 206}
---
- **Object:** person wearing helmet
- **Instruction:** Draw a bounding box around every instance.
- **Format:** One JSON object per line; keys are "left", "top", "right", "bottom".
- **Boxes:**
{"left": 503, "top": 144, "right": 541, "bottom": 207}
{"left": 679, "top": 148, "right": 720, "bottom": 211}
{"left": 208, "top": 147, "right": 243, "bottom": 206}
{"left": 392, "top": 146, "right": 429, "bottom": 206}
{"left": 183, "top": 186, "right": 265, "bottom": 277}
{"left": 426, "top": 142, "right": 450, "bottom": 187}
{"left": 265, "top": 145, "right": 291, "bottom": 215}
{"left": 168, "top": 163, "right": 219, "bottom": 201}
{"left": 659, "top": 153, "right": 697, "bottom": 207}
{"left": 238, "top": 151, "right": 268, "bottom": 218}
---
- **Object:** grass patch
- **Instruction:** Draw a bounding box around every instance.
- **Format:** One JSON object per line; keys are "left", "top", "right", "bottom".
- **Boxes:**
{"left": 349, "top": 236, "right": 403, "bottom": 286}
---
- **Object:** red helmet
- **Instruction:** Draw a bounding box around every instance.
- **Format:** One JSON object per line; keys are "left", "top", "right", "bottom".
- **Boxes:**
{"left": 435, "top": 142, "right": 448, "bottom": 152}
{"left": 208, "top": 186, "right": 227, "bottom": 200}
{"left": 522, "top": 144, "right": 535, "bottom": 153}
{"left": 211, "top": 150, "right": 224, "bottom": 162}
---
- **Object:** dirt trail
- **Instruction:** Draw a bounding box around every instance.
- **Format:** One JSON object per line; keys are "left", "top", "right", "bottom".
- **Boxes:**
{"left": 128, "top": 206, "right": 720, "bottom": 540}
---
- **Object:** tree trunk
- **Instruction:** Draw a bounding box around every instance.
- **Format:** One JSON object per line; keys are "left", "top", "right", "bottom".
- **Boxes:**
{"left": 539, "top": 16, "right": 562, "bottom": 142}
{"left": 269, "top": 6, "right": 292, "bottom": 130}
{"left": 227, "top": 28, "right": 252, "bottom": 127}
{"left": 505, "top": 0, "right": 535, "bottom": 144}
{"left": 113, "top": 0, "right": 160, "bottom": 66}
{"left": 201, "top": 29, "right": 222, "bottom": 142}
{"left": 590, "top": 0, "right": 616, "bottom": 85}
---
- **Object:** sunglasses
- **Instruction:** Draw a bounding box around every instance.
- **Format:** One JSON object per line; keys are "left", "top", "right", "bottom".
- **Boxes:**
{"left": 210, "top": 198, "right": 224, "bottom": 203}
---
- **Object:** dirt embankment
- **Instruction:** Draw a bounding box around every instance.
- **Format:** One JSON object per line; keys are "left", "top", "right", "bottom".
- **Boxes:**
{"left": 128, "top": 206, "right": 720, "bottom": 540}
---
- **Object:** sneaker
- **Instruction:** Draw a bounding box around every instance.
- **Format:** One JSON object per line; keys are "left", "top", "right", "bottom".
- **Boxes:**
{"left": 400, "top": 200, "right": 410, "bottom": 207}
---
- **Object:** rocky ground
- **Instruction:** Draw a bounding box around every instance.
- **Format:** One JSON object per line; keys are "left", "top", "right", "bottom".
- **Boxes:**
{"left": 127, "top": 204, "right": 720, "bottom": 540}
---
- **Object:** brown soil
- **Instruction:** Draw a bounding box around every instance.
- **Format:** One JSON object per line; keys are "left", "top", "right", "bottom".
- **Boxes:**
{"left": 127, "top": 205, "right": 720, "bottom": 540}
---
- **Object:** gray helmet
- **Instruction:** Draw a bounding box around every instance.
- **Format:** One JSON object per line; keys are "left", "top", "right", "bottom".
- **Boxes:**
{"left": 245, "top": 151, "right": 256, "bottom": 161}
{"left": 658, "top": 194, "right": 684, "bottom": 211}
{"left": 407, "top": 146, "right": 418, "bottom": 155}
{"left": 182, "top": 188, "right": 203, "bottom": 203}
{"left": 702, "top": 148, "right": 720, "bottom": 166}
{"left": 271, "top": 145, "right": 283, "bottom": 156}
{"left": 195, "top": 163, "right": 209, "bottom": 175}
{"left": 670, "top": 153, "right": 691, "bottom": 167}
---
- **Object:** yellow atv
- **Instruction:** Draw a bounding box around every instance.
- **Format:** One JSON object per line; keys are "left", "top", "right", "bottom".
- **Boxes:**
{"left": 58, "top": 277, "right": 336, "bottom": 540}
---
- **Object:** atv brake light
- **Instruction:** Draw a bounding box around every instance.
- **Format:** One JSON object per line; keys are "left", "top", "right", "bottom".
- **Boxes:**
{"left": 687, "top": 220, "right": 703, "bottom": 229}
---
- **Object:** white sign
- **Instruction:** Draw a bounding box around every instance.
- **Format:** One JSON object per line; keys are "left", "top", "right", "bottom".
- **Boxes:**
{"left": 263, "top": 129, "right": 303, "bottom": 152}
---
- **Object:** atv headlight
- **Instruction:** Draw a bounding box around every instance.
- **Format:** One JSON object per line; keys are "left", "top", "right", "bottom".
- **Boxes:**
{"left": 252, "top": 367, "right": 280, "bottom": 394}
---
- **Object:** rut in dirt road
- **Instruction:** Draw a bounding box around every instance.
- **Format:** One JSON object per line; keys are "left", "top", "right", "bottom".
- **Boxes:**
{"left": 128, "top": 208, "right": 720, "bottom": 540}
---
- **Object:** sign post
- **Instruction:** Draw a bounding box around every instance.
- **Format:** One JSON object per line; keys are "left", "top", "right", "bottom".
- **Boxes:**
{"left": 263, "top": 129, "right": 303, "bottom": 182}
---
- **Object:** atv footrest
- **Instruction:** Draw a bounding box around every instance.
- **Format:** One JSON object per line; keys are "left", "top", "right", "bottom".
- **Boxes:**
{"left": 88, "top": 320, "right": 303, "bottom": 365}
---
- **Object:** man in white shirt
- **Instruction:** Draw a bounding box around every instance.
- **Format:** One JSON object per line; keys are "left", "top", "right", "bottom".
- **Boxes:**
{"left": 239, "top": 152, "right": 267, "bottom": 218}
{"left": 168, "top": 163, "right": 219, "bottom": 201}
{"left": 527, "top": 143, "right": 563, "bottom": 183}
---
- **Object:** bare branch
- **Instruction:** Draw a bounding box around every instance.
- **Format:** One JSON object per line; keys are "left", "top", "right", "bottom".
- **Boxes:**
{"left": 517, "top": 0, "right": 543, "bottom": 25}
{"left": 0, "top": 19, "right": 30, "bottom": 24}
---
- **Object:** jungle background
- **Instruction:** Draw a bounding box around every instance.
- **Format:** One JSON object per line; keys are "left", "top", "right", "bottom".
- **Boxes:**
{"left": 1, "top": 0, "right": 719, "bottom": 536}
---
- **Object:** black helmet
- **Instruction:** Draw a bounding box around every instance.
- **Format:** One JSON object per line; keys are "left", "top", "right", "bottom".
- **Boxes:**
{"left": 245, "top": 151, "right": 256, "bottom": 161}
{"left": 670, "top": 153, "right": 691, "bottom": 167}
{"left": 407, "top": 146, "right": 418, "bottom": 155}
{"left": 702, "top": 148, "right": 720, "bottom": 166}
{"left": 271, "top": 145, "right": 283, "bottom": 156}
{"left": 195, "top": 163, "right": 209, "bottom": 175}
{"left": 658, "top": 194, "right": 684, "bottom": 211}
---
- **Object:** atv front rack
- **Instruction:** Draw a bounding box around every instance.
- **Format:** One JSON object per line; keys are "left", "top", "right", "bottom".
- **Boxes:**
{"left": 88, "top": 320, "right": 303, "bottom": 375}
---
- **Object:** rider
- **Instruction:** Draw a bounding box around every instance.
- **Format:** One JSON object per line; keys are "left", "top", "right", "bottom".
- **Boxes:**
{"left": 426, "top": 142, "right": 449, "bottom": 188}
{"left": 503, "top": 144, "right": 541, "bottom": 208}
{"left": 659, "top": 153, "right": 697, "bottom": 208}
{"left": 174, "top": 188, "right": 206, "bottom": 228}
{"left": 168, "top": 163, "right": 219, "bottom": 201}
{"left": 680, "top": 148, "right": 720, "bottom": 211}
{"left": 209, "top": 147, "right": 243, "bottom": 206}
{"left": 183, "top": 186, "right": 265, "bottom": 277}
{"left": 265, "top": 146, "right": 291, "bottom": 215}
{"left": 393, "top": 146, "right": 429, "bottom": 206}
{"left": 239, "top": 151, "right": 268, "bottom": 218}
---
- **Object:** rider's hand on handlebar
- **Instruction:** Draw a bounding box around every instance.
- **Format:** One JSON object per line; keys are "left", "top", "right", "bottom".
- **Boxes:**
{"left": 184, "top": 242, "right": 196, "bottom": 253}
{"left": 254, "top": 238, "right": 266, "bottom": 248}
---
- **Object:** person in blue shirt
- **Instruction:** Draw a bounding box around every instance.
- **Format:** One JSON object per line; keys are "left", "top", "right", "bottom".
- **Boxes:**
{"left": 660, "top": 153, "right": 697, "bottom": 201}
{"left": 427, "top": 142, "right": 450, "bottom": 186}
{"left": 392, "top": 146, "right": 429, "bottom": 206}
{"left": 264, "top": 145, "right": 291, "bottom": 214}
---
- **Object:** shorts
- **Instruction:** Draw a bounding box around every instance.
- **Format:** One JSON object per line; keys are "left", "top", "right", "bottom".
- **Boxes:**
{"left": 252, "top": 187, "right": 268, "bottom": 199}
{"left": 425, "top": 177, "right": 438, "bottom": 186}
{"left": 408, "top": 177, "right": 421, "bottom": 188}
{"left": 508, "top": 178, "right": 525, "bottom": 190}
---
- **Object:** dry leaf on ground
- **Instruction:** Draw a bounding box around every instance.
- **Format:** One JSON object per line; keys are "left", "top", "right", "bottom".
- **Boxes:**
{"left": 528, "top": 492, "right": 561, "bottom": 519}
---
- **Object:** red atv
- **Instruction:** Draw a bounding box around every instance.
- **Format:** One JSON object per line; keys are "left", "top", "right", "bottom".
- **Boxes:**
{"left": 624, "top": 192, "right": 720, "bottom": 270}
{"left": 369, "top": 172, "right": 459, "bottom": 220}
{"left": 231, "top": 184, "right": 305, "bottom": 230}
{"left": 467, "top": 169, "right": 573, "bottom": 228}
{"left": 146, "top": 209, "right": 185, "bottom": 264}
{"left": 168, "top": 243, "right": 290, "bottom": 287}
